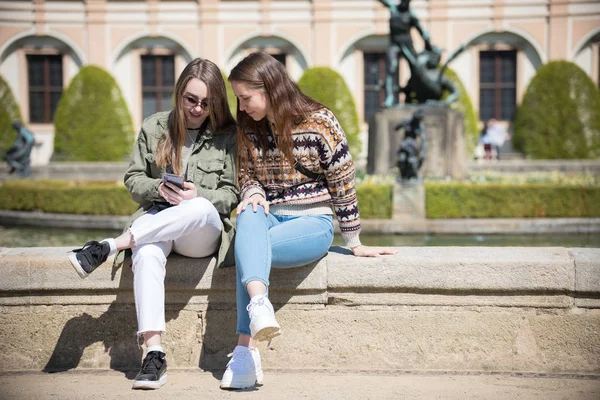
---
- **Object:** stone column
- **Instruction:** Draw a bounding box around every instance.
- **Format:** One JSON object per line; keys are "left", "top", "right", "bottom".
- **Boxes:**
{"left": 393, "top": 180, "right": 425, "bottom": 220}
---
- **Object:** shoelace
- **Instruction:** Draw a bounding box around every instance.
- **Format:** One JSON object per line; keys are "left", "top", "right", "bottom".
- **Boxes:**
{"left": 73, "top": 241, "right": 107, "bottom": 265}
{"left": 140, "top": 351, "right": 164, "bottom": 374}
{"left": 246, "top": 297, "right": 266, "bottom": 315}
{"left": 226, "top": 348, "right": 251, "bottom": 370}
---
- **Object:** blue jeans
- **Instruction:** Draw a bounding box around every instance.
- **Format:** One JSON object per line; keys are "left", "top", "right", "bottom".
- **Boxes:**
{"left": 234, "top": 206, "right": 334, "bottom": 336}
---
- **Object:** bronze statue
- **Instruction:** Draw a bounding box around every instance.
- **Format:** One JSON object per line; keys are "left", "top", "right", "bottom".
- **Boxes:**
{"left": 400, "top": 45, "right": 461, "bottom": 106}
{"left": 377, "top": 0, "right": 432, "bottom": 107}
{"left": 394, "top": 109, "right": 427, "bottom": 180}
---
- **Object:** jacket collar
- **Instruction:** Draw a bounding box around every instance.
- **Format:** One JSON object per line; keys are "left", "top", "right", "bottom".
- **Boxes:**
{"left": 159, "top": 110, "right": 214, "bottom": 143}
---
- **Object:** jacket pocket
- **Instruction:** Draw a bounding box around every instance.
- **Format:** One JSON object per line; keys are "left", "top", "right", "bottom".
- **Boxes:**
{"left": 196, "top": 160, "right": 224, "bottom": 189}
{"left": 145, "top": 153, "right": 162, "bottom": 177}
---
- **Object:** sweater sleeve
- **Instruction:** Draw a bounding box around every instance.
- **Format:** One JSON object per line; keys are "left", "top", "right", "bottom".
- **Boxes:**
{"left": 238, "top": 146, "right": 267, "bottom": 201}
{"left": 316, "top": 110, "right": 362, "bottom": 248}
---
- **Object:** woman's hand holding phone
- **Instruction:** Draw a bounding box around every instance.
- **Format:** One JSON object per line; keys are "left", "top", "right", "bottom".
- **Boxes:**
{"left": 159, "top": 179, "right": 197, "bottom": 205}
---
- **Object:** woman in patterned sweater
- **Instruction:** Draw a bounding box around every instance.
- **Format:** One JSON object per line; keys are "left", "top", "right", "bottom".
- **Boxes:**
{"left": 220, "top": 52, "right": 397, "bottom": 390}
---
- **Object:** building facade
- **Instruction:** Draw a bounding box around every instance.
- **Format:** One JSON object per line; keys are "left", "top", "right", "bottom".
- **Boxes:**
{"left": 1, "top": 0, "right": 599, "bottom": 165}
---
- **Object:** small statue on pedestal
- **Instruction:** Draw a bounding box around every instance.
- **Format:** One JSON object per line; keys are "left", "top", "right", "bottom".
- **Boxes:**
{"left": 4, "top": 120, "right": 35, "bottom": 177}
{"left": 394, "top": 109, "right": 427, "bottom": 180}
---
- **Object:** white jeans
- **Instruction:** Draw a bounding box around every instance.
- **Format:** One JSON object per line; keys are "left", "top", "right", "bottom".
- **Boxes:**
{"left": 130, "top": 197, "right": 222, "bottom": 336}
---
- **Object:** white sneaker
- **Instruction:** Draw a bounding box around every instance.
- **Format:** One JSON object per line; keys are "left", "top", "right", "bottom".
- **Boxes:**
{"left": 220, "top": 346, "right": 263, "bottom": 389}
{"left": 247, "top": 295, "right": 281, "bottom": 341}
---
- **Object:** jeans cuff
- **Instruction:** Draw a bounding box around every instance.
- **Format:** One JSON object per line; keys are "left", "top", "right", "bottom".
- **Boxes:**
{"left": 241, "top": 276, "right": 269, "bottom": 288}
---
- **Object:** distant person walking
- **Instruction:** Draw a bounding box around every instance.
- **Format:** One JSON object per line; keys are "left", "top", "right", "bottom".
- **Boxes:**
{"left": 4, "top": 120, "right": 35, "bottom": 177}
{"left": 480, "top": 118, "right": 510, "bottom": 161}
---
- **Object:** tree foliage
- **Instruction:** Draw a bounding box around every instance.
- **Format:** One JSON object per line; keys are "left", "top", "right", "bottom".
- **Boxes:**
{"left": 513, "top": 61, "right": 600, "bottom": 159}
{"left": 53, "top": 65, "right": 134, "bottom": 161}
{"left": 297, "top": 67, "right": 362, "bottom": 158}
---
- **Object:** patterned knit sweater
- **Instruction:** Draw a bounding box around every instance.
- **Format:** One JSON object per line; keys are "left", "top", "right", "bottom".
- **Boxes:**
{"left": 239, "top": 108, "right": 361, "bottom": 248}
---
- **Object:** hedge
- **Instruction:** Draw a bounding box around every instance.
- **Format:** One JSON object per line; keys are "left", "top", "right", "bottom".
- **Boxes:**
{"left": 426, "top": 182, "right": 600, "bottom": 218}
{"left": 0, "top": 180, "right": 393, "bottom": 219}
{"left": 355, "top": 182, "right": 393, "bottom": 219}
{"left": 3, "top": 180, "right": 599, "bottom": 219}
{"left": 0, "top": 181, "right": 137, "bottom": 216}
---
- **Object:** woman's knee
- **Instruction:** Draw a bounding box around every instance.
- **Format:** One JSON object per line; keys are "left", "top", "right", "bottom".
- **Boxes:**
{"left": 237, "top": 206, "right": 267, "bottom": 225}
{"left": 132, "top": 244, "right": 167, "bottom": 273}
{"left": 180, "top": 197, "right": 218, "bottom": 220}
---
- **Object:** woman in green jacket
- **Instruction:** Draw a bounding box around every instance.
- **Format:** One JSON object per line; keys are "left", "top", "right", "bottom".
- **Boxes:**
{"left": 68, "top": 58, "right": 238, "bottom": 390}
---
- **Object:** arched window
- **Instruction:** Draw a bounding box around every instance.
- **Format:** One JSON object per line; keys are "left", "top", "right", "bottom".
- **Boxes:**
{"left": 363, "top": 52, "right": 387, "bottom": 122}
{"left": 141, "top": 54, "right": 175, "bottom": 119}
{"left": 26, "top": 54, "right": 63, "bottom": 123}
{"left": 479, "top": 50, "right": 517, "bottom": 121}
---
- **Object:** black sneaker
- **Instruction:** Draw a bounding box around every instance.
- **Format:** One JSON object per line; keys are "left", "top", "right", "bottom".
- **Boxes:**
{"left": 132, "top": 351, "right": 167, "bottom": 390}
{"left": 68, "top": 240, "right": 111, "bottom": 279}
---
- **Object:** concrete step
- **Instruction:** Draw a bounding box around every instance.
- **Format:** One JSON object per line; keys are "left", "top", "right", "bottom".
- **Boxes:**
{"left": 1, "top": 246, "right": 599, "bottom": 376}
{"left": 2, "top": 370, "right": 599, "bottom": 399}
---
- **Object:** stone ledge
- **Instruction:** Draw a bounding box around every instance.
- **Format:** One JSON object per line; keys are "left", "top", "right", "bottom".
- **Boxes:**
{"left": 1, "top": 246, "right": 599, "bottom": 307}
{"left": 1, "top": 246, "right": 600, "bottom": 374}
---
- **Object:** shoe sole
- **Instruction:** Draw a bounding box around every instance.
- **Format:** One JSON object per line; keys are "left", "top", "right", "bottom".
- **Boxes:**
{"left": 68, "top": 253, "right": 89, "bottom": 279}
{"left": 220, "top": 378, "right": 259, "bottom": 390}
{"left": 252, "top": 326, "right": 281, "bottom": 342}
{"left": 132, "top": 374, "right": 167, "bottom": 390}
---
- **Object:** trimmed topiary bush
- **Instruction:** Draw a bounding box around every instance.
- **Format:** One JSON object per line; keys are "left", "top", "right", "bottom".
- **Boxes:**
{"left": 0, "top": 74, "right": 23, "bottom": 153}
{"left": 297, "top": 67, "right": 362, "bottom": 158}
{"left": 221, "top": 71, "right": 237, "bottom": 118}
{"left": 443, "top": 67, "right": 479, "bottom": 156}
{"left": 53, "top": 65, "right": 135, "bottom": 161}
{"left": 513, "top": 61, "right": 600, "bottom": 159}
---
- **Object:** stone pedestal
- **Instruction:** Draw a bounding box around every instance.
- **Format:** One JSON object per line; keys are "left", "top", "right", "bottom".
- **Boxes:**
{"left": 393, "top": 180, "right": 425, "bottom": 220}
{"left": 367, "top": 105, "right": 467, "bottom": 179}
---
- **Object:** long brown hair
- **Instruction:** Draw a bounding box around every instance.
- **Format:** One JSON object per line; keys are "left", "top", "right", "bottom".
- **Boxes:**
{"left": 156, "top": 58, "right": 236, "bottom": 175}
{"left": 228, "top": 52, "right": 323, "bottom": 173}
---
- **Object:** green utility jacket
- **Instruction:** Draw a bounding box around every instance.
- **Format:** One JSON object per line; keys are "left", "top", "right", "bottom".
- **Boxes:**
{"left": 117, "top": 110, "right": 238, "bottom": 269}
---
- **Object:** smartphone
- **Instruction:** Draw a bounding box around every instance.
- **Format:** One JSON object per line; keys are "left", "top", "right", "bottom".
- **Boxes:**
{"left": 162, "top": 173, "right": 185, "bottom": 190}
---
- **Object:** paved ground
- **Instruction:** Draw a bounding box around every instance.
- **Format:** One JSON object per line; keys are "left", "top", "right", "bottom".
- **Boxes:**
{"left": 2, "top": 370, "right": 599, "bottom": 400}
